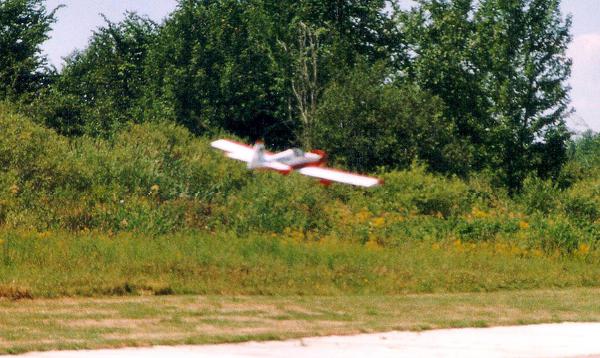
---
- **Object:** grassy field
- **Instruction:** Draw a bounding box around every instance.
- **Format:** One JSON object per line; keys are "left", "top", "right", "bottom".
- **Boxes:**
{"left": 2, "top": 288, "right": 600, "bottom": 354}
{"left": 1, "top": 230, "right": 600, "bottom": 298}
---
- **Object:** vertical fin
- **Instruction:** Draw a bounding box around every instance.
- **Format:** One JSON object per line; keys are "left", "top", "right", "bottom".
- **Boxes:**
{"left": 248, "top": 142, "right": 266, "bottom": 169}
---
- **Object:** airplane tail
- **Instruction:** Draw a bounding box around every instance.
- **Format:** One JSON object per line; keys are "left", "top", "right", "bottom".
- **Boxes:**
{"left": 248, "top": 141, "right": 266, "bottom": 169}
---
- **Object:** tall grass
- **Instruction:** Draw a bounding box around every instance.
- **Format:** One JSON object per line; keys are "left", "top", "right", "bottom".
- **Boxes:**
{"left": 1, "top": 230, "right": 599, "bottom": 298}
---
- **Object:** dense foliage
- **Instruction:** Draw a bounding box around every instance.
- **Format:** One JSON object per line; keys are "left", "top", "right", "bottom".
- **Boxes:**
{"left": 0, "top": 0, "right": 587, "bottom": 264}
{"left": 313, "top": 63, "right": 467, "bottom": 174}
{"left": 1, "top": 107, "right": 599, "bottom": 251}
{"left": 402, "top": 0, "right": 572, "bottom": 189}
{"left": 31, "top": 13, "right": 159, "bottom": 136}
{"left": 0, "top": 0, "right": 573, "bottom": 191}
{"left": 0, "top": 0, "right": 59, "bottom": 101}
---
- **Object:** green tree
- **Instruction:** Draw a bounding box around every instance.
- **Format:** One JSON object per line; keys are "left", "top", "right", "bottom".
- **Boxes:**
{"left": 275, "top": 0, "right": 404, "bottom": 148}
{"left": 474, "top": 0, "right": 572, "bottom": 190}
{"left": 568, "top": 131, "right": 600, "bottom": 170}
{"left": 144, "top": 0, "right": 401, "bottom": 148}
{"left": 401, "top": 0, "right": 572, "bottom": 189}
{"left": 291, "top": 0, "right": 403, "bottom": 71}
{"left": 144, "top": 0, "right": 289, "bottom": 144}
{"left": 280, "top": 21, "right": 325, "bottom": 149}
{"left": 32, "top": 12, "right": 159, "bottom": 136}
{"left": 313, "top": 63, "right": 467, "bottom": 174}
{"left": 0, "top": 0, "right": 60, "bottom": 101}
{"left": 401, "top": 0, "right": 486, "bottom": 171}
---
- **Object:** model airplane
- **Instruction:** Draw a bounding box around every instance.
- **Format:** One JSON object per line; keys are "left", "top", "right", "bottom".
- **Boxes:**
{"left": 211, "top": 139, "right": 382, "bottom": 188}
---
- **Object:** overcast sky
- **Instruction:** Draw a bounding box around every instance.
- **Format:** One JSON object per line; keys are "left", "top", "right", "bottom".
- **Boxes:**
{"left": 41, "top": 0, "right": 600, "bottom": 132}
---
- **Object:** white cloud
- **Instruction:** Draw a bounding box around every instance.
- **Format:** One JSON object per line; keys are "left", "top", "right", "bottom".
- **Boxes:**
{"left": 567, "top": 33, "right": 600, "bottom": 132}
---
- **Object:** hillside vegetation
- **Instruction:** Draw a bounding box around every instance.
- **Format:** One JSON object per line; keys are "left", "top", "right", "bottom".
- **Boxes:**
{"left": 1, "top": 106, "right": 600, "bottom": 298}
{"left": 0, "top": 0, "right": 596, "bottom": 299}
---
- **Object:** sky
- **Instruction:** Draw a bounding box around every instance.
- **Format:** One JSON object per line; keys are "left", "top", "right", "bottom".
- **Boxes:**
{"left": 41, "top": 0, "right": 600, "bottom": 132}
{"left": 562, "top": 0, "right": 600, "bottom": 132}
{"left": 42, "top": 0, "right": 178, "bottom": 66}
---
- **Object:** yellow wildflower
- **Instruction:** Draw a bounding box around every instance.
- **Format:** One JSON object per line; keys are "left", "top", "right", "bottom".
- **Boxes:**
{"left": 149, "top": 184, "right": 160, "bottom": 195}
{"left": 371, "top": 217, "right": 385, "bottom": 228}
{"left": 519, "top": 221, "right": 530, "bottom": 230}
{"left": 532, "top": 249, "right": 543, "bottom": 257}
{"left": 9, "top": 184, "right": 19, "bottom": 195}
{"left": 471, "top": 207, "right": 489, "bottom": 219}
{"left": 356, "top": 209, "right": 371, "bottom": 223}
{"left": 577, "top": 243, "right": 590, "bottom": 256}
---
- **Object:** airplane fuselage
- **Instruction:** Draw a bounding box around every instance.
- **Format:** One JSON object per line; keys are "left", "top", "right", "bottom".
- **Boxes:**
{"left": 267, "top": 148, "right": 323, "bottom": 168}
{"left": 249, "top": 143, "right": 324, "bottom": 171}
{"left": 211, "top": 139, "right": 381, "bottom": 187}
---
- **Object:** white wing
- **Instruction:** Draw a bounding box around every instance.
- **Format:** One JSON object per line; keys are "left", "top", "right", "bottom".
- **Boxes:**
{"left": 297, "top": 166, "right": 381, "bottom": 188}
{"left": 212, "top": 139, "right": 269, "bottom": 161}
{"left": 211, "top": 139, "right": 278, "bottom": 162}
{"left": 226, "top": 151, "right": 254, "bottom": 162}
{"left": 211, "top": 139, "right": 254, "bottom": 162}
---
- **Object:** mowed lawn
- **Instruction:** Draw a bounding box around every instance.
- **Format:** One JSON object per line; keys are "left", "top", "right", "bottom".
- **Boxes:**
{"left": 2, "top": 288, "right": 600, "bottom": 354}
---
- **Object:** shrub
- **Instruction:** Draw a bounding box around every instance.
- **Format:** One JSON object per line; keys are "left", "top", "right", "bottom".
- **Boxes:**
{"left": 0, "top": 107, "right": 251, "bottom": 232}
{"left": 219, "top": 172, "right": 332, "bottom": 235}
{"left": 0, "top": 104, "right": 74, "bottom": 191}
{"left": 370, "top": 164, "right": 472, "bottom": 217}
{"left": 455, "top": 215, "right": 520, "bottom": 242}
{"left": 562, "top": 194, "right": 599, "bottom": 224}
{"left": 538, "top": 218, "right": 580, "bottom": 254}
{"left": 519, "top": 176, "right": 559, "bottom": 215}
{"left": 2, "top": 104, "right": 600, "bottom": 257}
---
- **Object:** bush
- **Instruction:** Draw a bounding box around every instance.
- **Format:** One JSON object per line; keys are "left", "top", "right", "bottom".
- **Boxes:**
{"left": 539, "top": 218, "right": 580, "bottom": 254}
{"left": 0, "top": 107, "right": 250, "bottom": 232}
{"left": 456, "top": 217, "right": 519, "bottom": 242}
{"left": 561, "top": 180, "right": 600, "bottom": 224}
{"left": 519, "top": 176, "right": 560, "bottom": 215}
{"left": 1, "top": 104, "right": 600, "bottom": 257}
{"left": 370, "top": 164, "right": 473, "bottom": 217}
{"left": 219, "top": 172, "right": 331, "bottom": 235}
